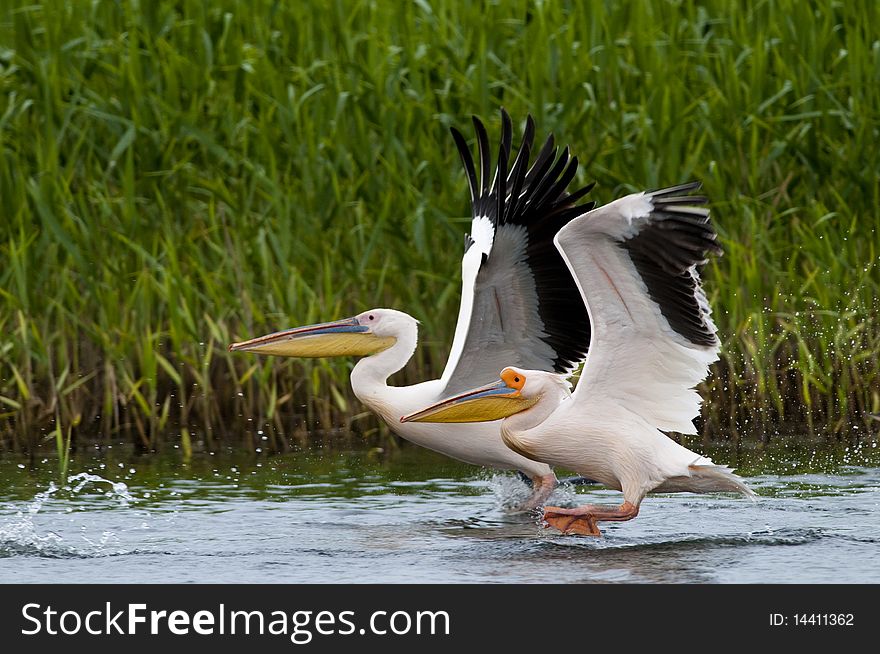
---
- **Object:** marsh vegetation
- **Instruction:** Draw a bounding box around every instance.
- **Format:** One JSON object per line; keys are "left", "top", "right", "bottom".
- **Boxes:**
{"left": 0, "top": 1, "right": 877, "bottom": 454}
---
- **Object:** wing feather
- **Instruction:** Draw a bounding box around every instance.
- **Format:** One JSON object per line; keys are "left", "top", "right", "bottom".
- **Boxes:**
{"left": 553, "top": 184, "right": 721, "bottom": 434}
{"left": 450, "top": 127, "right": 477, "bottom": 210}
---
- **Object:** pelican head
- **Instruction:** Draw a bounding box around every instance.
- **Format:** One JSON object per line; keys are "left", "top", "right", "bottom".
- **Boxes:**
{"left": 229, "top": 308, "right": 416, "bottom": 358}
{"left": 401, "top": 367, "right": 555, "bottom": 423}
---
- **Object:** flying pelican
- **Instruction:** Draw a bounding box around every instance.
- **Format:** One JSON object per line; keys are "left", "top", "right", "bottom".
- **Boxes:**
{"left": 229, "top": 110, "right": 595, "bottom": 509}
{"left": 402, "top": 182, "right": 754, "bottom": 534}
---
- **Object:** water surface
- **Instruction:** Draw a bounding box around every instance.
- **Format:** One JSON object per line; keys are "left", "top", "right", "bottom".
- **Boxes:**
{"left": 1, "top": 440, "right": 878, "bottom": 583}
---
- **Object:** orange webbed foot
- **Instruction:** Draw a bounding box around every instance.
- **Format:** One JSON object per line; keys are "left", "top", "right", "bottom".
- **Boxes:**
{"left": 542, "top": 502, "right": 639, "bottom": 537}
{"left": 543, "top": 506, "right": 601, "bottom": 537}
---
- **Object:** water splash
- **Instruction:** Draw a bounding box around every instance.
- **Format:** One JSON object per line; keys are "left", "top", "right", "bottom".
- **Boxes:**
{"left": 485, "top": 473, "right": 595, "bottom": 512}
{"left": 67, "top": 472, "right": 136, "bottom": 506}
{"left": 486, "top": 474, "right": 533, "bottom": 512}
{"left": 0, "top": 472, "right": 138, "bottom": 558}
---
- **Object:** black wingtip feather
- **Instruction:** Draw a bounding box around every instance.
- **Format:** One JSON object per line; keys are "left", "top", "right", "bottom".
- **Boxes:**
{"left": 622, "top": 184, "right": 719, "bottom": 347}
{"left": 450, "top": 126, "right": 478, "bottom": 212}
{"left": 523, "top": 134, "right": 556, "bottom": 190}
{"left": 559, "top": 180, "right": 596, "bottom": 208}
{"left": 495, "top": 110, "right": 512, "bottom": 226}
{"left": 472, "top": 115, "right": 491, "bottom": 198}
{"left": 528, "top": 146, "right": 570, "bottom": 211}
{"left": 647, "top": 181, "right": 702, "bottom": 197}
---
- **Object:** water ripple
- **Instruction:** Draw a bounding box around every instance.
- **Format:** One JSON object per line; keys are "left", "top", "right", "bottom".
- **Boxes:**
{"left": 1, "top": 459, "right": 878, "bottom": 583}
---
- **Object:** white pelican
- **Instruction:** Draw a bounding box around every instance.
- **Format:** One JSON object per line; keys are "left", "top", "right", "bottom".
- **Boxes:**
{"left": 402, "top": 182, "right": 755, "bottom": 534}
{"left": 230, "top": 110, "right": 596, "bottom": 509}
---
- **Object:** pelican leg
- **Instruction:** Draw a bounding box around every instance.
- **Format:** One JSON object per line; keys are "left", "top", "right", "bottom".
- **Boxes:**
{"left": 514, "top": 473, "right": 558, "bottom": 512}
{"left": 543, "top": 501, "right": 639, "bottom": 537}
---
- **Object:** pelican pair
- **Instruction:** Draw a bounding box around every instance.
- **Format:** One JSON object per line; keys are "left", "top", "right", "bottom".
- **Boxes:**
{"left": 231, "top": 112, "right": 754, "bottom": 533}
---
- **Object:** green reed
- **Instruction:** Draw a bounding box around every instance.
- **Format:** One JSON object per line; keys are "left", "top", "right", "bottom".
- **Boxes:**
{"left": 0, "top": 0, "right": 877, "bottom": 454}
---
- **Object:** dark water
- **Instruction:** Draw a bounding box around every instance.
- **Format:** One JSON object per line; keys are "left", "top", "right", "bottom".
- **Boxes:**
{"left": 1, "top": 439, "right": 878, "bottom": 583}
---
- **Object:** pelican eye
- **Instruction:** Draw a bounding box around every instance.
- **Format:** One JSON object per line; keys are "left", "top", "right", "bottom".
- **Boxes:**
{"left": 500, "top": 369, "right": 526, "bottom": 390}
{"left": 368, "top": 315, "right": 374, "bottom": 320}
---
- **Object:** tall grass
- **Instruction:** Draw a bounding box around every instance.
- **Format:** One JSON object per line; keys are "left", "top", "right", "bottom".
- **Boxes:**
{"left": 0, "top": 0, "right": 877, "bottom": 453}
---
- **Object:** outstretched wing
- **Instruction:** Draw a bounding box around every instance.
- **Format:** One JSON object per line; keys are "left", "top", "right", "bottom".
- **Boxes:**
{"left": 553, "top": 183, "right": 721, "bottom": 434}
{"left": 439, "top": 110, "right": 594, "bottom": 396}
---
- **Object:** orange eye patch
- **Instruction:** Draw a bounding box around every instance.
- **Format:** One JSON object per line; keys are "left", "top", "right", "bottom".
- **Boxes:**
{"left": 500, "top": 368, "right": 526, "bottom": 391}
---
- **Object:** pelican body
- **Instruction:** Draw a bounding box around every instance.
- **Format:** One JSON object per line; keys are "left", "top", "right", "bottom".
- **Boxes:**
{"left": 403, "top": 183, "right": 754, "bottom": 534}
{"left": 230, "top": 111, "right": 595, "bottom": 509}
